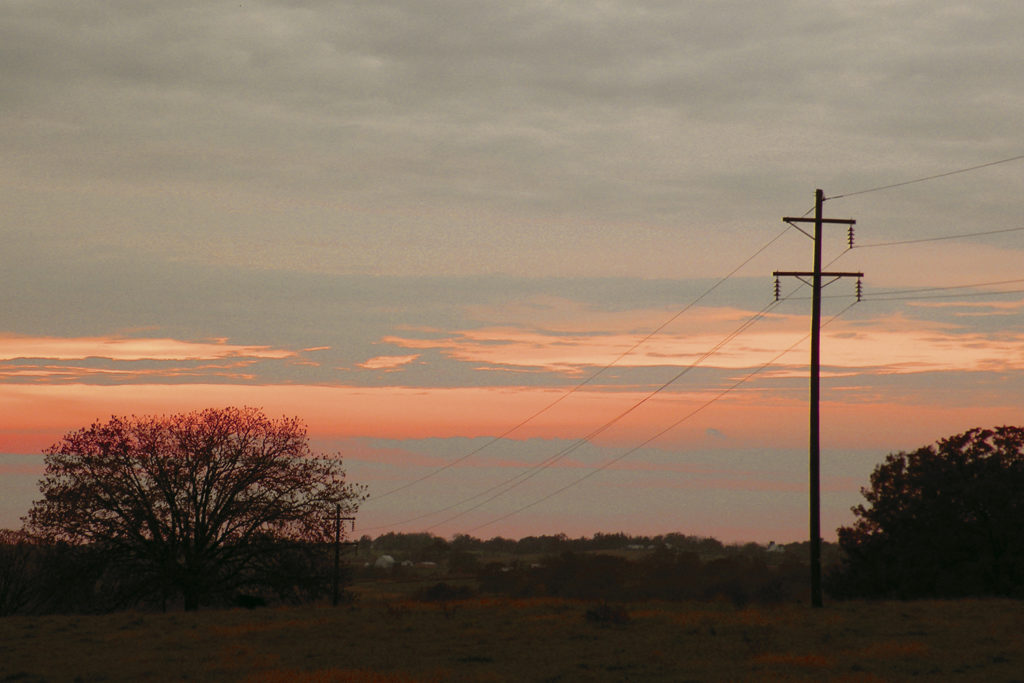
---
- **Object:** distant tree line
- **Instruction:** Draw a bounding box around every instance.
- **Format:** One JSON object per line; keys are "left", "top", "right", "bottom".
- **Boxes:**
{"left": 363, "top": 531, "right": 759, "bottom": 560}
{"left": 357, "top": 531, "right": 829, "bottom": 606}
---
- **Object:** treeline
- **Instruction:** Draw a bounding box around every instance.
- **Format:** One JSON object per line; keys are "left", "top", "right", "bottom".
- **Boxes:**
{"left": 357, "top": 531, "right": 834, "bottom": 606}
{"left": 1, "top": 528, "right": 833, "bottom": 614}
{"left": 360, "top": 531, "right": 805, "bottom": 560}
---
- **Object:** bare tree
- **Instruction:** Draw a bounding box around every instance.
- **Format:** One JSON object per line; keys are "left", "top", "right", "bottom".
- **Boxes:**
{"left": 26, "top": 406, "right": 366, "bottom": 610}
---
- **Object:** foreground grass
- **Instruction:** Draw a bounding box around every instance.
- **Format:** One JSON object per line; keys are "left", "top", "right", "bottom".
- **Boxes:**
{"left": 2, "top": 595, "right": 1022, "bottom": 681}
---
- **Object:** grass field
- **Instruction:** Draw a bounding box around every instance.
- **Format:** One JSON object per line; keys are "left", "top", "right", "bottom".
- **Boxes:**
{"left": 2, "top": 588, "right": 1022, "bottom": 681}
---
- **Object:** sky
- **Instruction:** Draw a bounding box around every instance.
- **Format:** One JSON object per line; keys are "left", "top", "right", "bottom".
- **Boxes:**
{"left": 2, "top": 0, "right": 1023, "bottom": 543}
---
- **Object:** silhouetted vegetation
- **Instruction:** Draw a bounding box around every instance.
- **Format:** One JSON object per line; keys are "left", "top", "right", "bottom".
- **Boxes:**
{"left": 829, "top": 426, "right": 1024, "bottom": 599}
{"left": 475, "top": 548, "right": 809, "bottom": 605}
{"left": 360, "top": 531, "right": 824, "bottom": 606}
{"left": 364, "top": 530, "right": 733, "bottom": 561}
{"left": 8, "top": 527, "right": 819, "bottom": 614}
{"left": 22, "top": 407, "right": 365, "bottom": 611}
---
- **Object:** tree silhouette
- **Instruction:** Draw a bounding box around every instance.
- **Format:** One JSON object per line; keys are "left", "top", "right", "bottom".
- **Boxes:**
{"left": 26, "top": 407, "right": 366, "bottom": 610}
{"left": 0, "top": 529, "right": 37, "bottom": 615}
{"left": 830, "top": 426, "right": 1024, "bottom": 598}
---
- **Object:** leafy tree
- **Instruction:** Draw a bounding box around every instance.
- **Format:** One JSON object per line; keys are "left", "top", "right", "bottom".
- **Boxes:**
{"left": 25, "top": 406, "right": 366, "bottom": 610}
{"left": 830, "top": 426, "right": 1024, "bottom": 598}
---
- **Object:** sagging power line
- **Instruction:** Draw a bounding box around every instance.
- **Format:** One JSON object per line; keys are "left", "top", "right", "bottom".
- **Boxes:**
{"left": 365, "top": 295, "right": 785, "bottom": 534}
{"left": 365, "top": 225, "right": 793, "bottom": 506}
{"left": 368, "top": 158, "right": 1014, "bottom": 556}
{"left": 827, "top": 154, "right": 1024, "bottom": 200}
{"left": 464, "top": 300, "right": 860, "bottom": 537}
{"left": 855, "top": 225, "right": 1024, "bottom": 248}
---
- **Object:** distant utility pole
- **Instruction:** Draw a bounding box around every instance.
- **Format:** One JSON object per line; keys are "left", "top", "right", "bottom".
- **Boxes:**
{"left": 333, "top": 505, "right": 357, "bottom": 607}
{"left": 775, "top": 189, "right": 862, "bottom": 608}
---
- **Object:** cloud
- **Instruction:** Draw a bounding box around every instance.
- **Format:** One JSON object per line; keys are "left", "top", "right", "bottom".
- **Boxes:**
{"left": 0, "top": 334, "right": 294, "bottom": 361}
{"left": 380, "top": 314, "right": 1024, "bottom": 376}
{"left": 0, "top": 361, "right": 262, "bottom": 385}
{"left": 4, "top": 1, "right": 1022, "bottom": 279}
{"left": 357, "top": 354, "right": 420, "bottom": 371}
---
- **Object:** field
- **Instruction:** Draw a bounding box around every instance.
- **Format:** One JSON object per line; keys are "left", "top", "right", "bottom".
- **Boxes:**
{"left": 2, "top": 584, "right": 1022, "bottom": 682}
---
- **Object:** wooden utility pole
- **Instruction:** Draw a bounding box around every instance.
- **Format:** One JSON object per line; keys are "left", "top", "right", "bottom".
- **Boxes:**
{"left": 776, "top": 189, "right": 861, "bottom": 608}
{"left": 333, "top": 505, "right": 357, "bottom": 607}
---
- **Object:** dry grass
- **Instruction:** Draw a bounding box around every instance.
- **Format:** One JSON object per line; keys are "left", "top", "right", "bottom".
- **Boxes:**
{"left": 1, "top": 595, "right": 1022, "bottom": 681}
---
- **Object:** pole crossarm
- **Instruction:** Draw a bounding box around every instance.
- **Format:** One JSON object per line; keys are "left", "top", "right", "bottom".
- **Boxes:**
{"left": 783, "top": 217, "right": 855, "bottom": 224}
{"left": 773, "top": 271, "right": 863, "bottom": 278}
{"left": 784, "top": 217, "right": 856, "bottom": 240}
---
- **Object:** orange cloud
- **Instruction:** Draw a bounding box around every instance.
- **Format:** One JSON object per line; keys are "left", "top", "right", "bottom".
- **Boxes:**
{"left": 357, "top": 354, "right": 420, "bottom": 371}
{"left": 0, "top": 334, "right": 295, "bottom": 361}
{"left": 820, "top": 316, "right": 1024, "bottom": 374}
{"left": 0, "top": 361, "right": 261, "bottom": 384}
{"left": 381, "top": 313, "right": 1024, "bottom": 376}
{"left": 380, "top": 325, "right": 805, "bottom": 373}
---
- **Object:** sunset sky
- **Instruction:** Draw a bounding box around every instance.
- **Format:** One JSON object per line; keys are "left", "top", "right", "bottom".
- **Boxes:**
{"left": 2, "top": 1, "right": 1023, "bottom": 543}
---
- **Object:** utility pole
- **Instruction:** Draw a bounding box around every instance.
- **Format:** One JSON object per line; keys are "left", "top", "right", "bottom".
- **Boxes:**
{"left": 775, "top": 189, "right": 862, "bottom": 608}
{"left": 333, "top": 505, "right": 357, "bottom": 607}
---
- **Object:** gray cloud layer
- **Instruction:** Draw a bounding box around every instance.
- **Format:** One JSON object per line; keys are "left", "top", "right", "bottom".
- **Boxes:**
{"left": 2, "top": 0, "right": 1022, "bottom": 391}
{"left": 4, "top": 1, "right": 1022, "bottom": 277}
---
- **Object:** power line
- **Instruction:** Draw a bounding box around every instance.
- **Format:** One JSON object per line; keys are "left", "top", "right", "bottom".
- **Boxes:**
{"left": 367, "top": 245, "right": 1019, "bottom": 533}
{"left": 865, "top": 287, "right": 1024, "bottom": 303}
{"left": 368, "top": 244, "right": 856, "bottom": 533}
{"left": 826, "top": 154, "right": 1024, "bottom": 200}
{"left": 363, "top": 295, "right": 785, "bottom": 533}
{"left": 364, "top": 225, "right": 792, "bottom": 504}
{"left": 368, "top": 168, "right": 1018, "bottom": 534}
{"left": 460, "top": 193, "right": 1024, "bottom": 536}
{"left": 868, "top": 277, "right": 1024, "bottom": 297}
{"left": 463, "top": 300, "right": 860, "bottom": 536}
{"left": 417, "top": 299, "right": 784, "bottom": 533}
{"left": 785, "top": 278, "right": 1024, "bottom": 302}
{"left": 855, "top": 225, "right": 1024, "bottom": 249}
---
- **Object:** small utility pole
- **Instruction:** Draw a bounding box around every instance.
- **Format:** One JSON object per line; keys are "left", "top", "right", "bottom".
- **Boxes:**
{"left": 333, "top": 505, "right": 356, "bottom": 607}
{"left": 776, "top": 189, "right": 862, "bottom": 608}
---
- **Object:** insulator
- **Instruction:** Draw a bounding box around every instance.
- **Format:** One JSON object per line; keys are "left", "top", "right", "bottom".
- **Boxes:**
{"left": 856, "top": 278, "right": 863, "bottom": 302}
{"left": 848, "top": 225, "right": 855, "bottom": 248}
{"left": 774, "top": 277, "right": 781, "bottom": 301}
